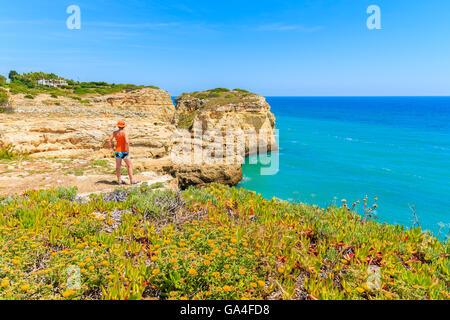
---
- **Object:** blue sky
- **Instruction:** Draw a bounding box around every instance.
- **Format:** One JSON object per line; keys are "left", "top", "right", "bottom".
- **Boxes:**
{"left": 1, "top": 0, "right": 450, "bottom": 96}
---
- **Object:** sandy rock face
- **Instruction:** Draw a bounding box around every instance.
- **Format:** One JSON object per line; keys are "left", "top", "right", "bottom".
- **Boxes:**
{"left": 0, "top": 89, "right": 176, "bottom": 158}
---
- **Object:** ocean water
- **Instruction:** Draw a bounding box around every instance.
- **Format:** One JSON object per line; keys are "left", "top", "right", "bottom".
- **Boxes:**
{"left": 238, "top": 97, "right": 450, "bottom": 239}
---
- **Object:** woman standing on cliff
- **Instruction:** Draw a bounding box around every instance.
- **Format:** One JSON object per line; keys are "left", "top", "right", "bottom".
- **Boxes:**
{"left": 108, "top": 121, "right": 136, "bottom": 185}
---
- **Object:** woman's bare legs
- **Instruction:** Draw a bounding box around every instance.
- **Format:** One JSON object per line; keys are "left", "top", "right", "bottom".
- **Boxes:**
{"left": 124, "top": 158, "right": 134, "bottom": 184}
{"left": 115, "top": 158, "right": 122, "bottom": 183}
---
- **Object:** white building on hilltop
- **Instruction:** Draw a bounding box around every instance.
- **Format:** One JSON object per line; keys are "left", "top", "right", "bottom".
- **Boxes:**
{"left": 37, "top": 79, "right": 68, "bottom": 87}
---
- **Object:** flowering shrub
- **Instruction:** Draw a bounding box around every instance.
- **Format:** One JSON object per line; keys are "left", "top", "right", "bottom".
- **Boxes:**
{"left": 0, "top": 185, "right": 448, "bottom": 300}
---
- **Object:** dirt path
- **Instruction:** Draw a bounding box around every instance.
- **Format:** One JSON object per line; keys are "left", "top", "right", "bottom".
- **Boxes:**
{"left": 0, "top": 157, "right": 176, "bottom": 196}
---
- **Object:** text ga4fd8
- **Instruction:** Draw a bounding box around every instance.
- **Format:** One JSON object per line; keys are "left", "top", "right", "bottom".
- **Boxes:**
{"left": 224, "top": 304, "right": 270, "bottom": 315}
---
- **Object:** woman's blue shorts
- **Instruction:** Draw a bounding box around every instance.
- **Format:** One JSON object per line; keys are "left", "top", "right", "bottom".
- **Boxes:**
{"left": 115, "top": 152, "right": 129, "bottom": 159}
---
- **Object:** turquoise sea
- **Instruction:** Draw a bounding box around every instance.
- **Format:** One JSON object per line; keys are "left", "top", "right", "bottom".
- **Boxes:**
{"left": 238, "top": 97, "right": 450, "bottom": 239}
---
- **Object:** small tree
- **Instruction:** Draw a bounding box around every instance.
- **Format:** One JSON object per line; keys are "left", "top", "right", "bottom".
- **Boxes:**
{"left": 0, "top": 75, "right": 6, "bottom": 85}
{"left": 8, "top": 70, "right": 18, "bottom": 81}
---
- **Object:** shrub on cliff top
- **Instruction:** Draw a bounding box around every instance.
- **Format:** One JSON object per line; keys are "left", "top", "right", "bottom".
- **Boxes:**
{"left": 0, "top": 89, "right": 9, "bottom": 106}
{"left": 5, "top": 70, "right": 160, "bottom": 97}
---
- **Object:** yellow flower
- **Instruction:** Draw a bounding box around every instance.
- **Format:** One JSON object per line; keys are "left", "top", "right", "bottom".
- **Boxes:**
{"left": 277, "top": 267, "right": 284, "bottom": 273}
{"left": 223, "top": 285, "right": 232, "bottom": 292}
{"left": 170, "top": 291, "right": 177, "bottom": 297}
{"left": 170, "top": 258, "right": 177, "bottom": 263}
{"left": 20, "top": 284, "right": 30, "bottom": 291}
{"left": 204, "top": 260, "right": 211, "bottom": 265}
{"left": 89, "top": 266, "right": 95, "bottom": 271}
{"left": 12, "top": 259, "right": 20, "bottom": 265}
{"left": 385, "top": 293, "right": 392, "bottom": 299}
{"left": 180, "top": 296, "right": 188, "bottom": 300}
{"left": 239, "top": 268, "right": 245, "bottom": 275}
{"left": 356, "top": 287, "right": 365, "bottom": 293}
{"left": 62, "top": 290, "right": 76, "bottom": 298}
{"left": 224, "top": 264, "right": 230, "bottom": 269}
{"left": 107, "top": 274, "right": 115, "bottom": 280}
{"left": 258, "top": 280, "right": 265, "bottom": 287}
{"left": 194, "top": 231, "right": 200, "bottom": 236}
{"left": 188, "top": 268, "right": 197, "bottom": 275}
{"left": 101, "top": 261, "right": 108, "bottom": 266}
{"left": 151, "top": 256, "right": 158, "bottom": 262}
{"left": 212, "top": 272, "right": 220, "bottom": 278}
{"left": 1, "top": 279, "right": 9, "bottom": 288}
{"left": 250, "top": 282, "right": 257, "bottom": 288}
{"left": 152, "top": 269, "right": 160, "bottom": 275}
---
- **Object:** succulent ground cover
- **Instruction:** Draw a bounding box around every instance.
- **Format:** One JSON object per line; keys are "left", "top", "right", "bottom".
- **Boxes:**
{"left": 0, "top": 184, "right": 448, "bottom": 300}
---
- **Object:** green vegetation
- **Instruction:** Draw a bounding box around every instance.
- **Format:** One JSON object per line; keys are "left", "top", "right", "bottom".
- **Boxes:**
{"left": 150, "top": 182, "right": 165, "bottom": 189}
{"left": 65, "top": 169, "right": 84, "bottom": 176}
{"left": 0, "top": 148, "right": 17, "bottom": 160}
{"left": 176, "top": 88, "right": 259, "bottom": 108}
{"left": 0, "top": 89, "right": 9, "bottom": 107}
{"left": 2, "top": 71, "right": 160, "bottom": 98}
{"left": 90, "top": 159, "right": 109, "bottom": 167}
{"left": 0, "top": 184, "right": 448, "bottom": 300}
{"left": 177, "top": 111, "right": 197, "bottom": 130}
{"left": 0, "top": 75, "right": 6, "bottom": 86}
{"left": 0, "top": 147, "right": 26, "bottom": 161}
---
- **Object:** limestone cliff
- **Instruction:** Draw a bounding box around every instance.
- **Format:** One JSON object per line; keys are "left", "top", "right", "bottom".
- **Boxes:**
{"left": 0, "top": 88, "right": 176, "bottom": 159}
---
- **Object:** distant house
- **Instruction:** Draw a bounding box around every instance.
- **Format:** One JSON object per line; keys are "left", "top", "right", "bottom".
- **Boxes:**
{"left": 37, "top": 79, "right": 68, "bottom": 87}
